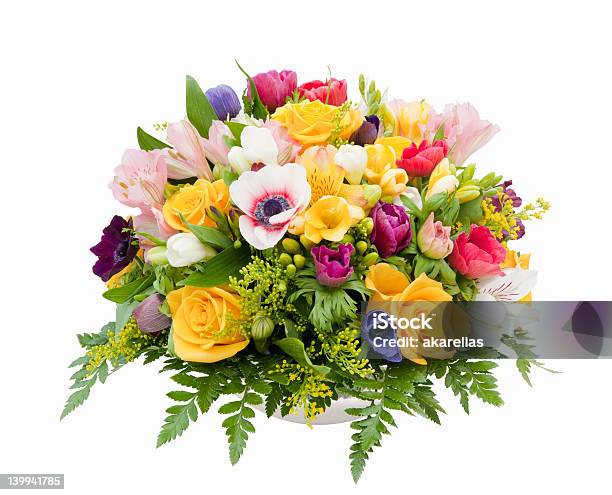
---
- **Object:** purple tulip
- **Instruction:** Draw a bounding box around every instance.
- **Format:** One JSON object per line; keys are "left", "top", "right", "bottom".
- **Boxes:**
{"left": 205, "top": 84, "right": 241, "bottom": 120}
{"left": 311, "top": 243, "right": 354, "bottom": 287}
{"left": 370, "top": 201, "right": 412, "bottom": 258}
{"left": 248, "top": 70, "right": 297, "bottom": 112}
{"left": 350, "top": 115, "right": 380, "bottom": 146}
{"left": 90, "top": 216, "right": 138, "bottom": 282}
{"left": 133, "top": 293, "right": 171, "bottom": 334}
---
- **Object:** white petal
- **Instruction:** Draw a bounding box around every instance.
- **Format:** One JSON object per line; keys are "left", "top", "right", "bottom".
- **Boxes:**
{"left": 476, "top": 268, "right": 538, "bottom": 301}
{"left": 228, "top": 146, "right": 252, "bottom": 173}
{"left": 229, "top": 169, "right": 268, "bottom": 215}
{"left": 238, "top": 215, "right": 287, "bottom": 250}
{"left": 241, "top": 126, "right": 278, "bottom": 166}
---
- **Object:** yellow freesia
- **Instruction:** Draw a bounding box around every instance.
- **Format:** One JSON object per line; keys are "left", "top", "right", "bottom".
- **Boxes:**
{"left": 364, "top": 144, "right": 408, "bottom": 199}
{"left": 375, "top": 136, "right": 412, "bottom": 159}
{"left": 425, "top": 158, "right": 458, "bottom": 200}
{"left": 304, "top": 196, "right": 352, "bottom": 243}
{"left": 389, "top": 100, "right": 431, "bottom": 143}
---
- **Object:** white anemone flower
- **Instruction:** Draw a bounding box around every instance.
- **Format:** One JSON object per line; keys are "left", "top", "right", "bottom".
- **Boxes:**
{"left": 229, "top": 164, "right": 311, "bottom": 250}
{"left": 227, "top": 126, "right": 278, "bottom": 173}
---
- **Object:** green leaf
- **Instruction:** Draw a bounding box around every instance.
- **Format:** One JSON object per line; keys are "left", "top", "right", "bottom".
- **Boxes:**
{"left": 186, "top": 75, "right": 218, "bottom": 138}
{"left": 181, "top": 244, "right": 251, "bottom": 287}
{"left": 264, "top": 383, "right": 283, "bottom": 417}
{"left": 400, "top": 194, "right": 423, "bottom": 219}
{"left": 235, "top": 60, "right": 269, "bottom": 120}
{"left": 218, "top": 401, "right": 242, "bottom": 414}
{"left": 102, "top": 273, "right": 155, "bottom": 304}
{"left": 225, "top": 121, "right": 246, "bottom": 145}
{"left": 115, "top": 300, "right": 138, "bottom": 333}
{"left": 274, "top": 337, "right": 331, "bottom": 375}
{"left": 137, "top": 126, "right": 170, "bottom": 151}
{"left": 179, "top": 214, "right": 232, "bottom": 250}
{"left": 433, "top": 122, "right": 445, "bottom": 142}
{"left": 457, "top": 194, "right": 484, "bottom": 226}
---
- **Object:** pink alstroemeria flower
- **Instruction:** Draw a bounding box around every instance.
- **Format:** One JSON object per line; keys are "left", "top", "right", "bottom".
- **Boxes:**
{"left": 110, "top": 149, "right": 167, "bottom": 211}
{"left": 202, "top": 120, "right": 233, "bottom": 167}
{"left": 229, "top": 164, "right": 311, "bottom": 249}
{"left": 426, "top": 103, "right": 500, "bottom": 166}
{"left": 165, "top": 119, "right": 213, "bottom": 179}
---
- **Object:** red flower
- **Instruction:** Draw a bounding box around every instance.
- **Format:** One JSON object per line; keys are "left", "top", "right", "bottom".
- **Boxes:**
{"left": 396, "top": 140, "right": 448, "bottom": 177}
{"left": 448, "top": 225, "right": 506, "bottom": 279}
{"left": 298, "top": 78, "right": 347, "bottom": 106}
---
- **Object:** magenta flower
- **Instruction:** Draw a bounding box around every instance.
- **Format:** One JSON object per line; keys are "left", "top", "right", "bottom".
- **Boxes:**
{"left": 311, "top": 244, "right": 354, "bottom": 287}
{"left": 248, "top": 70, "right": 297, "bottom": 112}
{"left": 370, "top": 201, "right": 412, "bottom": 258}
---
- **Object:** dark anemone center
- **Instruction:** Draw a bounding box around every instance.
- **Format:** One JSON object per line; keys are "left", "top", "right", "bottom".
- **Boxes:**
{"left": 254, "top": 195, "right": 290, "bottom": 225}
{"left": 114, "top": 239, "right": 130, "bottom": 261}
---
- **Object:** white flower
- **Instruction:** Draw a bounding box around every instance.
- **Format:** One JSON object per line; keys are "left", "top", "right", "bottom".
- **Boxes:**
{"left": 166, "top": 233, "right": 217, "bottom": 267}
{"left": 227, "top": 126, "right": 278, "bottom": 173}
{"left": 334, "top": 144, "right": 367, "bottom": 185}
{"left": 229, "top": 164, "right": 311, "bottom": 250}
{"left": 395, "top": 186, "right": 423, "bottom": 210}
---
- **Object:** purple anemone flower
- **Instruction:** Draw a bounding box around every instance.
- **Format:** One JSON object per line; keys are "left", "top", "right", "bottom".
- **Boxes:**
{"left": 90, "top": 216, "right": 138, "bottom": 282}
{"left": 311, "top": 243, "right": 354, "bottom": 287}
{"left": 205, "top": 84, "right": 241, "bottom": 120}
{"left": 361, "top": 310, "right": 402, "bottom": 362}
{"left": 350, "top": 115, "right": 380, "bottom": 146}
{"left": 370, "top": 201, "right": 412, "bottom": 258}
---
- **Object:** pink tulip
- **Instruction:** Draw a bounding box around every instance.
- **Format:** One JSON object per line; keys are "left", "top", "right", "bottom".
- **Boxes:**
{"left": 165, "top": 119, "right": 213, "bottom": 179}
{"left": 416, "top": 213, "right": 453, "bottom": 259}
{"left": 298, "top": 78, "right": 348, "bottom": 106}
{"left": 427, "top": 103, "right": 500, "bottom": 166}
{"left": 109, "top": 149, "right": 167, "bottom": 211}
{"left": 248, "top": 70, "right": 297, "bottom": 112}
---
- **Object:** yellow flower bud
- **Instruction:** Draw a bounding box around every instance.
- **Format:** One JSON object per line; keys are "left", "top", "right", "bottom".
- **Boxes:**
{"left": 455, "top": 184, "right": 481, "bottom": 204}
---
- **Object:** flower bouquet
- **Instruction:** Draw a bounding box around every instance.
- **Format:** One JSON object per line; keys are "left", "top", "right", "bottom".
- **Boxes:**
{"left": 63, "top": 63, "right": 549, "bottom": 481}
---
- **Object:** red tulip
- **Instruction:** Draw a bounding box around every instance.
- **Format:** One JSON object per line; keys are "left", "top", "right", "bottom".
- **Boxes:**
{"left": 448, "top": 225, "right": 506, "bottom": 279}
{"left": 396, "top": 140, "right": 448, "bottom": 177}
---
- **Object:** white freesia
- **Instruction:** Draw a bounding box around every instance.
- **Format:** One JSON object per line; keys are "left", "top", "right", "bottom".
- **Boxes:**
{"left": 227, "top": 126, "right": 278, "bottom": 173}
{"left": 166, "top": 233, "right": 217, "bottom": 267}
{"left": 395, "top": 186, "right": 423, "bottom": 210}
{"left": 334, "top": 144, "right": 367, "bottom": 185}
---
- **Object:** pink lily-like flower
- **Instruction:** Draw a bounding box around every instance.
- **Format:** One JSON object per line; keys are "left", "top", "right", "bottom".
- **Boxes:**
{"left": 229, "top": 164, "right": 311, "bottom": 249}
{"left": 133, "top": 207, "right": 176, "bottom": 243}
{"left": 109, "top": 149, "right": 167, "bottom": 211}
{"left": 165, "top": 119, "right": 213, "bottom": 180}
{"left": 202, "top": 120, "right": 233, "bottom": 167}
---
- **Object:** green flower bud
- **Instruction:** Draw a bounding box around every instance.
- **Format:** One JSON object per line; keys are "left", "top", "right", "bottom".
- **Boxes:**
{"left": 146, "top": 246, "right": 168, "bottom": 266}
{"left": 278, "top": 281, "right": 287, "bottom": 293}
{"left": 362, "top": 252, "right": 379, "bottom": 266}
{"left": 341, "top": 234, "right": 355, "bottom": 245}
{"left": 355, "top": 241, "right": 368, "bottom": 255}
{"left": 455, "top": 184, "right": 481, "bottom": 204}
{"left": 286, "top": 264, "right": 297, "bottom": 277}
{"left": 293, "top": 254, "right": 306, "bottom": 269}
{"left": 358, "top": 74, "right": 365, "bottom": 94}
{"left": 360, "top": 217, "right": 374, "bottom": 234}
{"left": 251, "top": 314, "right": 275, "bottom": 341}
{"left": 282, "top": 238, "right": 302, "bottom": 254}
{"left": 461, "top": 164, "right": 476, "bottom": 182}
{"left": 233, "top": 239, "right": 242, "bottom": 249}
{"left": 279, "top": 253, "right": 293, "bottom": 266}
{"left": 363, "top": 184, "right": 382, "bottom": 206}
{"left": 164, "top": 183, "right": 181, "bottom": 200}
{"left": 299, "top": 234, "right": 315, "bottom": 250}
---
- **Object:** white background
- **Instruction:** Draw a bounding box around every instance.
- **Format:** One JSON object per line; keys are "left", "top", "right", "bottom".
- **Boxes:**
{"left": 1, "top": 0, "right": 611, "bottom": 493}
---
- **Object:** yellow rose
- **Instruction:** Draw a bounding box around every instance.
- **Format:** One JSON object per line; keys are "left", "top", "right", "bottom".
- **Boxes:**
{"left": 272, "top": 100, "right": 363, "bottom": 147}
{"left": 389, "top": 100, "right": 431, "bottom": 143}
{"left": 375, "top": 136, "right": 412, "bottom": 159}
{"left": 167, "top": 286, "right": 249, "bottom": 363}
{"left": 365, "top": 264, "right": 452, "bottom": 302}
{"left": 304, "top": 196, "right": 352, "bottom": 243}
{"left": 364, "top": 144, "right": 408, "bottom": 199}
{"left": 163, "top": 179, "right": 230, "bottom": 232}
